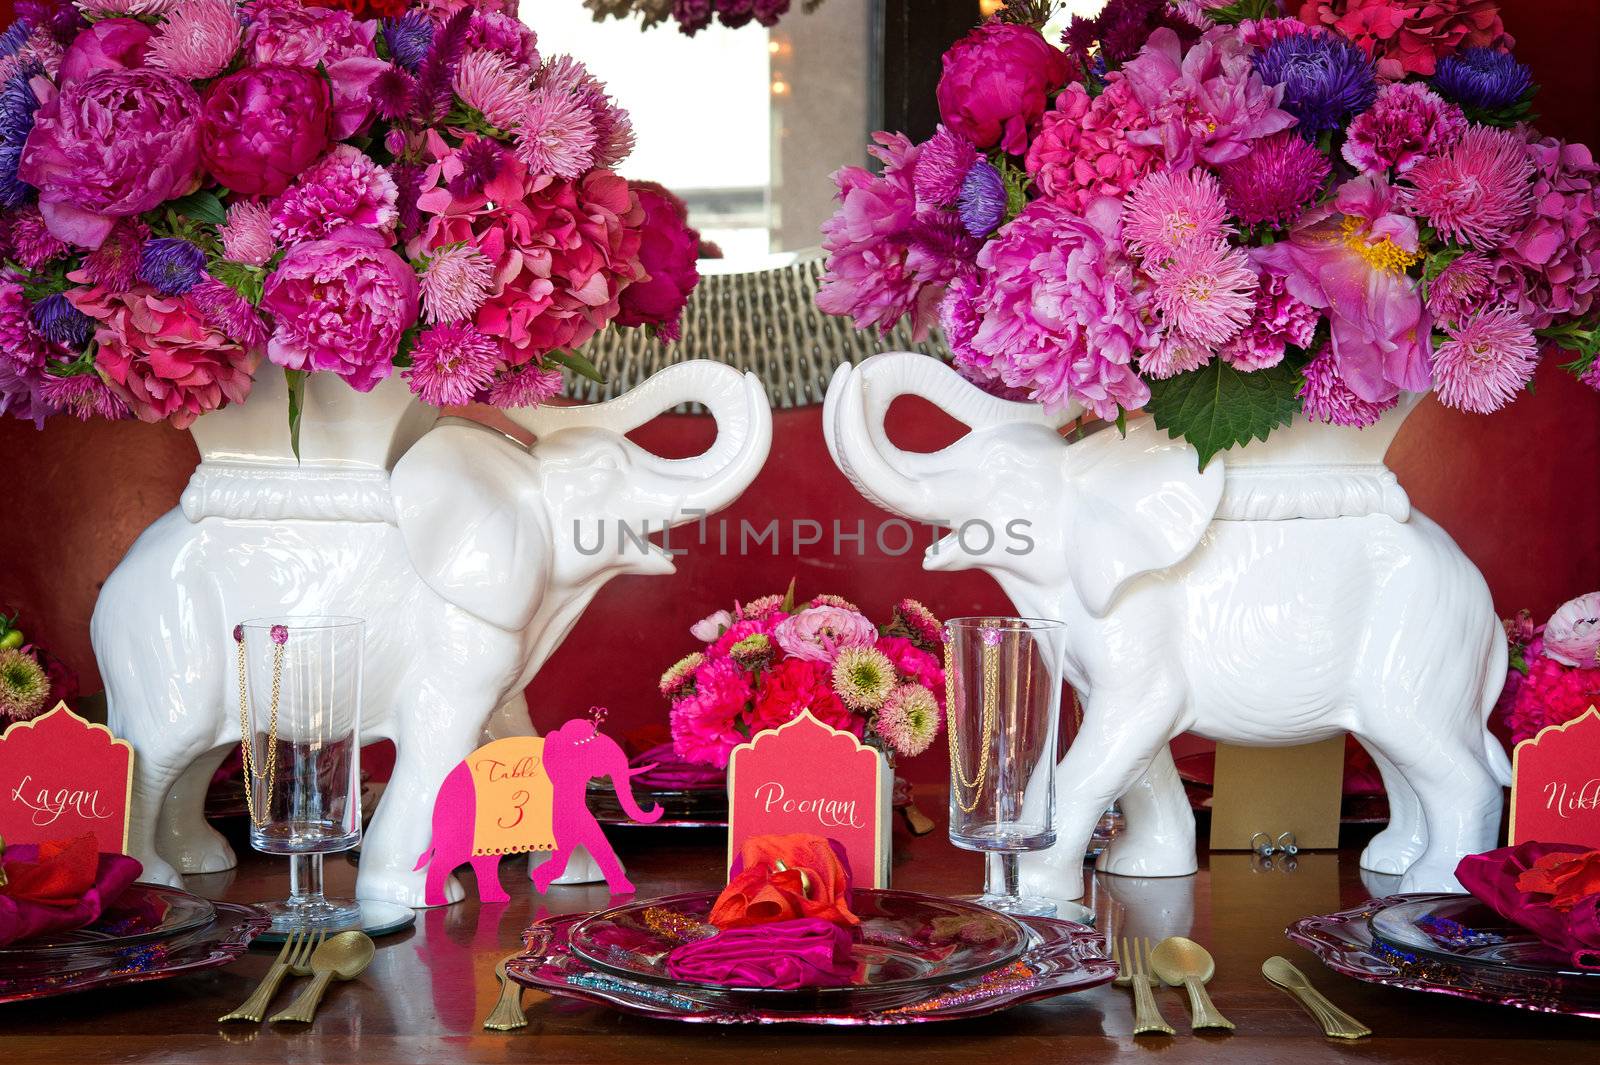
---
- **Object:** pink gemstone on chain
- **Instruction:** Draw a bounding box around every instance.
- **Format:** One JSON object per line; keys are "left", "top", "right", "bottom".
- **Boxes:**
{"left": 981, "top": 627, "right": 1002, "bottom": 646}
{"left": 270, "top": 624, "right": 289, "bottom": 645}
{"left": 232, "top": 624, "right": 243, "bottom": 642}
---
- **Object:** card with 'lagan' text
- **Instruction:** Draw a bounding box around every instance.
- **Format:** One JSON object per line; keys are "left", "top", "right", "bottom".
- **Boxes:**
{"left": 0, "top": 702, "right": 132, "bottom": 853}
{"left": 727, "top": 710, "right": 891, "bottom": 888}
{"left": 1510, "top": 705, "right": 1600, "bottom": 849}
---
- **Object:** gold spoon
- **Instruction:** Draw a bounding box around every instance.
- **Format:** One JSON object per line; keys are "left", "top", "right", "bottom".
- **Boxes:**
{"left": 1149, "top": 936, "right": 1234, "bottom": 1031}
{"left": 269, "top": 931, "right": 375, "bottom": 1024}
{"left": 1262, "top": 956, "right": 1371, "bottom": 1039}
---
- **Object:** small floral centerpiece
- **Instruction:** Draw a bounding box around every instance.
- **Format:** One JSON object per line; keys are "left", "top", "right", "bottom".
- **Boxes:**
{"left": 660, "top": 589, "right": 946, "bottom": 768}
{"left": 0, "top": 0, "right": 701, "bottom": 437}
{"left": 0, "top": 611, "right": 75, "bottom": 724}
{"left": 817, "top": 0, "right": 1600, "bottom": 465}
{"left": 1496, "top": 591, "right": 1600, "bottom": 745}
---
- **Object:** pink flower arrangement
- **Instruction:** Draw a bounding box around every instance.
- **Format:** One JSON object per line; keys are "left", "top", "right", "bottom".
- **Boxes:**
{"left": 0, "top": 0, "right": 702, "bottom": 431}
{"left": 1495, "top": 592, "right": 1600, "bottom": 745}
{"left": 663, "top": 591, "right": 946, "bottom": 768}
{"left": 817, "top": 2, "right": 1600, "bottom": 463}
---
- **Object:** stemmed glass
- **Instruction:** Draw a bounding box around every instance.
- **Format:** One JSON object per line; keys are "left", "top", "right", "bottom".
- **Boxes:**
{"left": 944, "top": 617, "right": 1064, "bottom": 918}
{"left": 236, "top": 616, "right": 366, "bottom": 934}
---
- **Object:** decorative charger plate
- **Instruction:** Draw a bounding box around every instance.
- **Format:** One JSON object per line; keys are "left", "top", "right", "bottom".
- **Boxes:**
{"left": 506, "top": 905, "right": 1112, "bottom": 1024}
{"left": 1369, "top": 895, "right": 1600, "bottom": 980}
{"left": 567, "top": 889, "right": 1029, "bottom": 1002}
{"left": 0, "top": 883, "right": 216, "bottom": 959}
{"left": 0, "top": 900, "right": 268, "bottom": 1004}
{"left": 1287, "top": 893, "right": 1600, "bottom": 1019}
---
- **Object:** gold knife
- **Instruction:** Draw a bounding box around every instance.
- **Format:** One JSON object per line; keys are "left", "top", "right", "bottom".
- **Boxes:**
{"left": 1262, "top": 956, "right": 1371, "bottom": 1040}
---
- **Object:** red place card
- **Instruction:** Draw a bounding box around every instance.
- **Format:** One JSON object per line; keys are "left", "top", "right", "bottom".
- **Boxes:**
{"left": 0, "top": 702, "right": 133, "bottom": 853}
{"left": 726, "top": 710, "right": 891, "bottom": 888}
{"left": 1510, "top": 705, "right": 1600, "bottom": 849}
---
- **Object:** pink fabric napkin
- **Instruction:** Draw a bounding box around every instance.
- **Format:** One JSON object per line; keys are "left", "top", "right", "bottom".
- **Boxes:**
{"left": 1456, "top": 842, "right": 1600, "bottom": 970}
{"left": 664, "top": 917, "right": 858, "bottom": 989}
{"left": 629, "top": 743, "right": 725, "bottom": 791}
{"left": 0, "top": 839, "right": 144, "bottom": 948}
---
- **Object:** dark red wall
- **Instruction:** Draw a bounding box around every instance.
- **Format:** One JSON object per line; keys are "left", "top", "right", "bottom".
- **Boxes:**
{"left": 1, "top": 3, "right": 1598, "bottom": 788}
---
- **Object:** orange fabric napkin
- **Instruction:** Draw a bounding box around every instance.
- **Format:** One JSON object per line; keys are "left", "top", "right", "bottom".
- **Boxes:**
{"left": 710, "top": 833, "right": 860, "bottom": 930}
{"left": 1, "top": 834, "right": 99, "bottom": 906}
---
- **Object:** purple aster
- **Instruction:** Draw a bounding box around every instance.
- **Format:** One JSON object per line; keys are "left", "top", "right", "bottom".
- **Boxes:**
{"left": 1432, "top": 47, "right": 1532, "bottom": 114}
{"left": 0, "top": 68, "right": 41, "bottom": 209}
{"left": 29, "top": 292, "right": 91, "bottom": 349}
{"left": 383, "top": 14, "right": 434, "bottom": 72}
{"left": 957, "top": 159, "right": 1006, "bottom": 239}
{"left": 1252, "top": 31, "right": 1377, "bottom": 134}
{"left": 138, "top": 238, "right": 207, "bottom": 296}
{"left": 1218, "top": 130, "right": 1329, "bottom": 227}
{"left": 0, "top": 21, "right": 30, "bottom": 58}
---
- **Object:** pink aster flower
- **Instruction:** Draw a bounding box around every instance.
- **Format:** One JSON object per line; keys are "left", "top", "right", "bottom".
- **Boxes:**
{"left": 1493, "top": 136, "right": 1600, "bottom": 330}
{"left": 1026, "top": 76, "right": 1162, "bottom": 214}
{"left": 1122, "top": 168, "right": 1230, "bottom": 263}
{"left": 402, "top": 322, "right": 502, "bottom": 407}
{"left": 1218, "top": 130, "right": 1331, "bottom": 227}
{"left": 1150, "top": 238, "right": 1258, "bottom": 347}
{"left": 418, "top": 243, "right": 494, "bottom": 324}
{"left": 1141, "top": 332, "right": 1212, "bottom": 380}
{"left": 875, "top": 684, "right": 941, "bottom": 759}
{"left": 512, "top": 87, "right": 597, "bottom": 179}
{"left": 1299, "top": 344, "right": 1396, "bottom": 427}
{"left": 1343, "top": 82, "right": 1465, "bottom": 175}
{"left": 218, "top": 200, "right": 276, "bottom": 267}
{"left": 147, "top": 0, "right": 240, "bottom": 80}
{"left": 1120, "top": 26, "right": 1295, "bottom": 171}
{"left": 74, "top": 0, "right": 178, "bottom": 15}
{"left": 1431, "top": 305, "right": 1539, "bottom": 414}
{"left": 486, "top": 362, "right": 564, "bottom": 407}
{"left": 1401, "top": 124, "right": 1533, "bottom": 250}
{"left": 1425, "top": 250, "right": 1494, "bottom": 324}
{"left": 189, "top": 276, "right": 268, "bottom": 351}
{"left": 453, "top": 48, "right": 533, "bottom": 130}
{"left": 38, "top": 370, "right": 130, "bottom": 421}
{"left": 269, "top": 145, "right": 399, "bottom": 244}
{"left": 1219, "top": 261, "right": 1319, "bottom": 371}
{"left": 79, "top": 220, "right": 148, "bottom": 292}
{"left": 913, "top": 125, "right": 979, "bottom": 207}
{"left": 10, "top": 206, "right": 68, "bottom": 268}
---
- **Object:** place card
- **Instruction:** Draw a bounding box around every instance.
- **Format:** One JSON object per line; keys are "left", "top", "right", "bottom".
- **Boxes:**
{"left": 0, "top": 702, "right": 132, "bottom": 853}
{"left": 1510, "top": 705, "right": 1600, "bottom": 848}
{"left": 726, "top": 710, "right": 891, "bottom": 888}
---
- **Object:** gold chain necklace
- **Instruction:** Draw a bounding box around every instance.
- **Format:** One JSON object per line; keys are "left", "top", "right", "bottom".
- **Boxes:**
{"left": 234, "top": 624, "right": 285, "bottom": 828}
{"left": 946, "top": 632, "right": 1000, "bottom": 813}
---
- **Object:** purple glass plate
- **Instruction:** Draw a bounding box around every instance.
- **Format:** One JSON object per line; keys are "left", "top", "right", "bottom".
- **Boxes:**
{"left": 506, "top": 910, "right": 1112, "bottom": 1025}
{"left": 1369, "top": 895, "right": 1600, "bottom": 980}
{"left": 566, "top": 889, "right": 1028, "bottom": 1003}
{"left": 1288, "top": 894, "right": 1600, "bottom": 1019}
{"left": 0, "top": 883, "right": 216, "bottom": 960}
{"left": 0, "top": 900, "right": 269, "bottom": 1005}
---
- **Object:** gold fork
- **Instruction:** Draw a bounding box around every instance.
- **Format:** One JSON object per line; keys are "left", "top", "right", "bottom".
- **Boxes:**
{"left": 1117, "top": 936, "right": 1175, "bottom": 1037}
{"left": 218, "top": 929, "right": 323, "bottom": 1023}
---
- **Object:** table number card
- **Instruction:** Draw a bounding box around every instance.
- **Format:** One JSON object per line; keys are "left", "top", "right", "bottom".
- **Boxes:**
{"left": 0, "top": 702, "right": 132, "bottom": 853}
{"left": 727, "top": 710, "right": 891, "bottom": 888}
{"left": 1510, "top": 705, "right": 1600, "bottom": 848}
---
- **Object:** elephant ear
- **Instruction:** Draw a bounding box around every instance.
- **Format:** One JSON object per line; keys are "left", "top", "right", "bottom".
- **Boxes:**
{"left": 392, "top": 422, "right": 551, "bottom": 632}
{"left": 1065, "top": 421, "right": 1224, "bottom": 618}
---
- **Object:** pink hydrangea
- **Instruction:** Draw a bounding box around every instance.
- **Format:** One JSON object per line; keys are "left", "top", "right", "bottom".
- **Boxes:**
{"left": 1343, "top": 82, "right": 1465, "bottom": 175}
{"left": 70, "top": 284, "right": 258, "bottom": 428}
{"left": 616, "top": 180, "right": 700, "bottom": 341}
{"left": 260, "top": 225, "right": 419, "bottom": 391}
{"left": 1493, "top": 136, "right": 1600, "bottom": 330}
{"left": 1026, "top": 76, "right": 1162, "bottom": 215}
{"left": 269, "top": 145, "right": 399, "bottom": 244}
{"left": 1297, "top": 0, "right": 1512, "bottom": 80}
{"left": 815, "top": 132, "right": 974, "bottom": 340}
{"left": 950, "top": 198, "right": 1155, "bottom": 420}
{"left": 934, "top": 22, "right": 1068, "bottom": 155}
{"left": 1120, "top": 26, "right": 1296, "bottom": 170}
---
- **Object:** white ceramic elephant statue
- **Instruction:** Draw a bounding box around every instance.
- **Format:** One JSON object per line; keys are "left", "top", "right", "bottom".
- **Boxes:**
{"left": 825, "top": 352, "right": 1510, "bottom": 900}
{"left": 93, "top": 361, "right": 771, "bottom": 908}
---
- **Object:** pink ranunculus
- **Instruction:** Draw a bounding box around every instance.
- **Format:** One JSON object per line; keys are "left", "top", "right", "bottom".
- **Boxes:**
{"left": 617, "top": 180, "right": 700, "bottom": 341}
{"left": 411, "top": 136, "right": 645, "bottom": 365}
{"left": 70, "top": 284, "right": 258, "bottom": 428}
{"left": 772, "top": 606, "right": 878, "bottom": 664}
{"left": 935, "top": 22, "right": 1069, "bottom": 155}
{"left": 57, "top": 18, "right": 152, "bottom": 86}
{"left": 246, "top": 2, "right": 385, "bottom": 138}
{"left": 690, "top": 609, "right": 735, "bottom": 643}
{"left": 1543, "top": 593, "right": 1600, "bottom": 669}
{"left": 199, "top": 65, "right": 332, "bottom": 197}
{"left": 260, "top": 226, "right": 419, "bottom": 391}
{"left": 19, "top": 69, "right": 202, "bottom": 249}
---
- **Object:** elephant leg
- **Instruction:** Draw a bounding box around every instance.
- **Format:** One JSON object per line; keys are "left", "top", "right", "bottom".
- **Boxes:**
{"left": 1018, "top": 689, "right": 1186, "bottom": 902}
{"left": 1363, "top": 729, "right": 1500, "bottom": 894}
{"left": 1095, "top": 745, "right": 1198, "bottom": 878}
{"left": 118, "top": 721, "right": 214, "bottom": 890}
{"left": 482, "top": 690, "right": 536, "bottom": 744}
{"left": 1355, "top": 737, "right": 1427, "bottom": 876}
{"left": 469, "top": 854, "right": 510, "bottom": 904}
{"left": 155, "top": 744, "right": 238, "bottom": 875}
{"left": 571, "top": 822, "right": 633, "bottom": 894}
{"left": 528, "top": 845, "right": 608, "bottom": 886}
{"left": 530, "top": 846, "right": 572, "bottom": 894}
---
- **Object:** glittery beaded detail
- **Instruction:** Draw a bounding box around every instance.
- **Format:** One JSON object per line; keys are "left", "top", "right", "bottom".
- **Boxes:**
{"left": 642, "top": 906, "right": 718, "bottom": 944}
{"left": 882, "top": 961, "right": 1039, "bottom": 1015}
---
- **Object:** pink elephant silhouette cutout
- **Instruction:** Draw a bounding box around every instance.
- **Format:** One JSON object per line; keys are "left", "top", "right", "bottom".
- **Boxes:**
{"left": 414, "top": 712, "right": 664, "bottom": 906}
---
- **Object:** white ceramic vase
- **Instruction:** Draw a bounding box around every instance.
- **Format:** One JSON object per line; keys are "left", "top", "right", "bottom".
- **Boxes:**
{"left": 825, "top": 352, "right": 1510, "bottom": 901}
{"left": 94, "top": 362, "right": 772, "bottom": 908}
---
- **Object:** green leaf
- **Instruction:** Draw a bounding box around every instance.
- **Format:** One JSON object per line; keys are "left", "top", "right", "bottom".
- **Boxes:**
{"left": 168, "top": 189, "right": 226, "bottom": 225}
{"left": 545, "top": 348, "right": 606, "bottom": 385}
{"left": 780, "top": 577, "right": 797, "bottom": 614}
{"left": 207, "top": 258, "right": 265, "bottom": 306}
{"left": 1145, "top": 359, "right": 1303, "bottom": 470}
{"left": 284, "top": 369, "right": 307, "bottom": 463}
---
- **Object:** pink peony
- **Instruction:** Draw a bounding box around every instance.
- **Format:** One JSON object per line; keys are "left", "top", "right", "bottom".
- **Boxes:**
{"left": 1120, "top": 26, "right": 1295, "bottom": 170}
{"left": 412, "top": 136, "right": 644, "bottom": 365}
{"left": 70, "top": 284, "right": 257, "bottom": 428}
{"left": 1342, "top": 81, "right": 1465, "bottom": 175}
{"left": 200, "top": 65, "right": 332, "bottom": 197}
{"left": 773, "top": 606, "right": 878, "bottom": 664}
{"left": 1298, "top": 0, "right": 1511, "bottom": 79}
{"left": 260, "top": 226, "right": 419, "bottom": 391}
{"left": 935, "top": 22, "right": 1068, "bottom": 155}
{"left": 616, "top": 180, "right": 700, "bottom": 341}
{"left": 816, "top": 132, "right": 974, "bottom": 340}
{"left": 269, "top": 145, "right": 399, "bottom": 244}
{"left": 1493, "top": 136, "right": 1600, "bottom": 331}
{"left": 147, "top": 0, "right": 239, "bottom": 80}
{"left": 57, "top": 18, "right": 152, "bottom": 87}
{"left": 950, "top": 197, "right": 1155, "bottom": 420}
{"left": 246, "top": 1, "right": 386, "bottom": 139}
{"left": 1026, "top": 76, "right": 1161, "bottom": 215}
{"left": 19, "top": 69, "right": 202, "bottom": 249}
{"left": 1544, "top": 593, "right": 1600, "bottom": 669}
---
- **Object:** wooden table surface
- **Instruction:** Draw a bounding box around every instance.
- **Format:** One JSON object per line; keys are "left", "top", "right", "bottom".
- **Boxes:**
{"left": 3, "top": 818, "right": 1595, "bottom": 1064}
